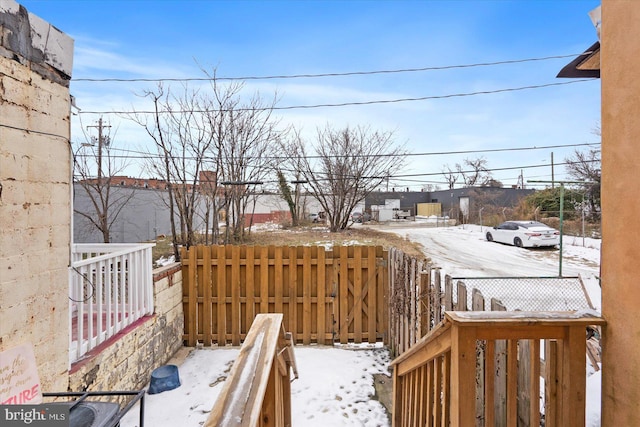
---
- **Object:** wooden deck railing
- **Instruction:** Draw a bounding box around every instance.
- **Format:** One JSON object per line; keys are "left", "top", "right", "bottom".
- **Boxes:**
{"left": 390, "top": 311, "right": 605, "bottom": 427}
{"left": 69, "top": 243, "right": 155, "bottom": 364}
{"left": 205, "top": 313, "right": 298, "bottom": 427}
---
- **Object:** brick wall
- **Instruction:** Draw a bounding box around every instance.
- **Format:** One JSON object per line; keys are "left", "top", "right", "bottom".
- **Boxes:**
{"left": 68, "top": 264, "right": 184, "bottom": 392}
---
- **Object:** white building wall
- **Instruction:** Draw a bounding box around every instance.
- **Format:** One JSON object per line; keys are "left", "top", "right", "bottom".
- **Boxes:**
{"left": 0, "top": 0, "right": 74, "bottom": 392}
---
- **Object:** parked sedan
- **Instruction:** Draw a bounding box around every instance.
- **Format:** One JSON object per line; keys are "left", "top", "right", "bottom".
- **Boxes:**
{"left": 485, "top": 221, "right": 560, "bottom": 248}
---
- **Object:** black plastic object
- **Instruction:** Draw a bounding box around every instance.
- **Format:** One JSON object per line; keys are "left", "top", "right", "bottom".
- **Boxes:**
{"left": 148, "top": 364, "right": 181, "bottom": 394}
{"left": 43, "top": 390, "right": 146, "bottom": 427}
{"left": 69, "top": 402, "right": 119, "bottom": 427}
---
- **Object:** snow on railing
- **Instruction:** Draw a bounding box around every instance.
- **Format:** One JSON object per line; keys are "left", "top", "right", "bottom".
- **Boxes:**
{"left": 69, "top": 243, "right": 155, "bottom": 365}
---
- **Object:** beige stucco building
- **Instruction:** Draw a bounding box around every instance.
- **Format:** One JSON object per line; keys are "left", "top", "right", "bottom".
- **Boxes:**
{"left": 600, "top": 0, "right": 640, "bottom": 425}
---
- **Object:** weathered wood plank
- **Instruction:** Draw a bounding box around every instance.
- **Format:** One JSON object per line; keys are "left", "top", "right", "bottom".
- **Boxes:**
{"left": 183, "top": 247, "right": 196, "bottom": 345}
{"left": 303, "top": 246, "right": 312, "bottom": 345}
{"left": 367, "top": 246, "right": 377, "bottom": 343}
{"left": 317, "top": 247, "right": 326, "bottom": 345}
{"left": 231, "top": 246, "right": 241, "bottom": 346}
{"left": 339, "top": 246, "right": 349, "bottom": 344}
{"left": 202, "top": 245, "right": 212, "bottom": 346}
{"left": 545, "top": 339, "right": 559, "bottom": 427}
{"left": 484, "top": 340, "right": 496, "bottom": 427}
{"left": 450, "top": 324, "right": 477, "bottom": 426}
{"left": 506, "top": 339, "right": 518, "bottom": 427}
{"left": 260, "top": 246, "right": 269, "bottom": 314}
{"left": 216, "top": 245, "right": 227, "bottom": 345}
{"left": 444, "top": 275, "right": 453, "bottom": 312}
{"left": 354, "top": 246, "right": 363, "bottom": 343}
{"left": 245, "top": 246, "right": 255, "bottom": 333}
{"left": 274, "top": 246, "right": 283, "bottom": 318}
{"left": 530, "top": 339, "right": 541, "bottom": 427}
{"left": 205, "top": 313, "right": 296, "bottom": 427}
{"left": 288, "top": 247, "right": 298, "bottom": 343}
{"left": 561, "top": 326, "right": 587, "bottom": 427}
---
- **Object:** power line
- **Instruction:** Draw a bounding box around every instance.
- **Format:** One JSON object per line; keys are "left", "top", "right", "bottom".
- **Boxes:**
{"left": 76, "top": 79, "right": 597, "bottom": 115}
{"left": 72, "top": 52, "right": 593, "bottom": 83}
{"left": 72, "top": 155, "right": 597, "bottom": 183}
{"left": 97, "top": 141, "right": 600, "bottom": 161}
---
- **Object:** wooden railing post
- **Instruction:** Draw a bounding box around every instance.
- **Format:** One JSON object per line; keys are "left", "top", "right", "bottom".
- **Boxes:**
{"left": 561, "top": 324, "right": 588, "bottom": 427}
{"left": 450, "top": 322, "right": 477, "bottom": 426}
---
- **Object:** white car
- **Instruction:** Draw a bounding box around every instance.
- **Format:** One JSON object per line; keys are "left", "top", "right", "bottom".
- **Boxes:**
{"left": 485, "top": 221, "right": 560, "bottom": 248}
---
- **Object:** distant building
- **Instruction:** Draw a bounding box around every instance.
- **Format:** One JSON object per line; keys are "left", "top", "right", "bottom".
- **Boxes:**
{"left": 365, "top": 187, "right": 534, "bottom": 223}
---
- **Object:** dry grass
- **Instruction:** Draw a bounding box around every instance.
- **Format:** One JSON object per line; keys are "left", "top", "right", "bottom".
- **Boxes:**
{"left": 245, "top": 225, "right": 427, "bottom": 260}
{"left": 152, "top": 225, "right": 427, "bottom": 263}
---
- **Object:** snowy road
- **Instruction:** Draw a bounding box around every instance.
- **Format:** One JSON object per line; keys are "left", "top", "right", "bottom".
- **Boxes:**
{"left": 374, "top": 223, "right": 602, "bottom": 311}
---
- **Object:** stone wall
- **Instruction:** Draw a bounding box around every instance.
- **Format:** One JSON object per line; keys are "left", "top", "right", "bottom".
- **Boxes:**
{"left": 68, "top": 264, "right": 184, "bottom": 392}
{"left": 0, "top": 0, "right": 74, "bottom": 393}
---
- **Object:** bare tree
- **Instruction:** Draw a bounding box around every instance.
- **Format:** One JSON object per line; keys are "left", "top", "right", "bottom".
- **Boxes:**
{"left": 198, "top": 170, "right": 221, "bottom": 245}
{"left": 129, "top": 74, "right": 283, "bottom": 252}
{"left": 129, "top": 83, "right": 214, "bottom": 259}
{"left": 279, "top": 125, "right": 406, "bottom": 232}
{"left": 565, "top": 147, "right": 601, "bottom": 219}
{"left": 456, "top": 157, "right": 492, "bottom": 186}
{"left": 206, "top": 77, "right": 283, "bottom": 243}
{"left": 441, "top": 165, "right": 459, "bottom": 189}
{"left": 74, "top": 118, "right": 135, "bottom": 243}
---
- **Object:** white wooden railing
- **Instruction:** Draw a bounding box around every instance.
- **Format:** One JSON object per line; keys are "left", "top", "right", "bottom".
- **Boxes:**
{"left": 69, "top": 243, "right": 155, "bottom": 365}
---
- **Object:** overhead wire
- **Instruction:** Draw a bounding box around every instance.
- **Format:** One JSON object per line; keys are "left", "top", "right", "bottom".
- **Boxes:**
{"left": 45, "top": 52, "right": 602, "bottom": 187}
{"left": 95, "top": 141, "right": 601, "bottom": 161}
{"left": 73, "top": 159, "right": 595, "bottom": 185}
{"left": 70, "top": 52, "right": 597, "bottom": 114}
{"left": 75, "top": 79, "right": 597, "bottom": 115}
{"left": 71, "top": 52, "right": 594, "bottom": 83}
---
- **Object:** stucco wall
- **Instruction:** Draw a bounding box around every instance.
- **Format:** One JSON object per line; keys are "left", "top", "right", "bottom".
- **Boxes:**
{"left": 73, "top": 187, "right": 325, "bottom": 243}
{"left": 0, "top": 0, "right": 74, "bottom": 392}
{"left": 600, "top": 1, "right": 640, "bottom": 424}
{"left": 68, "top": 264, "right": 184, "bottom": 392}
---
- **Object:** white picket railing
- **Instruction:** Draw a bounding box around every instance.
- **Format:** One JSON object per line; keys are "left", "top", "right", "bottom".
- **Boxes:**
{"left": 69, "top": 243, "right": 155, "bottom": 365}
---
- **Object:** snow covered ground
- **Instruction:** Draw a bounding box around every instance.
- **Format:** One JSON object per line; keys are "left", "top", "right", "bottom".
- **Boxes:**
{"left": 119, "top": 344, "right": 392, "bottom": 427}
{"left": 120, "top": 222, "right": 602, "bottom": 426}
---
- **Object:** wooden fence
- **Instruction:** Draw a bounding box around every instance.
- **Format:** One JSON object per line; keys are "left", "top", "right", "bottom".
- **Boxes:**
{"left": 387, "top": 248, "right": 509, "bottom": 357}
{"left": 181, "top": 245, "right": 388, "bottom": 346}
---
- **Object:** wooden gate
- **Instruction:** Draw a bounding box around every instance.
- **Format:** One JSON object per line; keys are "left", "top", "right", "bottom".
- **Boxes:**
{"left": 181, "top": 245, "right": 388, "bottom": 346}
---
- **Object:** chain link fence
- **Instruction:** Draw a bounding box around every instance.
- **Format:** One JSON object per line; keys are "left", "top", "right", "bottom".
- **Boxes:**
{"left": 449, "top": 275, "right": 594, "bottom": 311}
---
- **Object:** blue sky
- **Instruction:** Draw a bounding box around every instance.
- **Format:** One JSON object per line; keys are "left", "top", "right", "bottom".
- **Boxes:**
{"left": 20, "top": 0, "right": 601, "bottom": 190}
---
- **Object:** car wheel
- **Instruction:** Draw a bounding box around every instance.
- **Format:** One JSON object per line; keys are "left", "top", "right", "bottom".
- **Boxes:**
{"left": 486, "top": 232, "right": 493, "bottom": 242}
{"left": 514, "top": 237, "right": 523, "bottom": 247}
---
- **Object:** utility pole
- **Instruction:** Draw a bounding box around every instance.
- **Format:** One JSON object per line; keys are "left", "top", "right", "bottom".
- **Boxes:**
{"left": 85, "top": 118, "right": 112, "bottom": 243}
{"left": 86, "top": 117, "right": 111, "bottom": 183}
{"left": 551, "top": 152, "right": 555, "bottom": 189}
{"left": 528, "top": 179, "right": 586, "bottom": 277}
